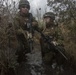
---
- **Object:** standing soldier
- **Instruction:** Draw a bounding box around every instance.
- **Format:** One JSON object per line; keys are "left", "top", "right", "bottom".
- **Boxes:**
{"left": 14, "top": 0, "right": 38, "bottom": 63}
{"left": 40, "top": 12, "right": 64, "bottom": 64}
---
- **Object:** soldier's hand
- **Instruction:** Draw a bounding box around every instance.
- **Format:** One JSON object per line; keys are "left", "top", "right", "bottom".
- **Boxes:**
{"left": 52, "top": 41, "right": 58, "bottom": 46}
{"left": 27, "top": 32, "right": 32, "bottom": 39}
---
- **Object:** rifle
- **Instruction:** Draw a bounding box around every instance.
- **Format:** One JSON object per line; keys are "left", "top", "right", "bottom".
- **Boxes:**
{"left": 34, "top": 28, "right": 68, "bottom": 60}
{"left": 26, "top": 13, "right": 33, "bottom": 53}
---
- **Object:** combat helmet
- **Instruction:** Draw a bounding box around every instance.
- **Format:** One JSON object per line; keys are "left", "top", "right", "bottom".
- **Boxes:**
{"left": 19, "top": 0, "right": 30, "bottom": 9}
{"left": 43, "top": 12, "right": 55, "bottom": 20}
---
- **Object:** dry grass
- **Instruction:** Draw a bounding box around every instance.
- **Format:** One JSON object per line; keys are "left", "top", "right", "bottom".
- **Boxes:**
{"left": 60, "top": 23, "right": 76, "bottom": 61}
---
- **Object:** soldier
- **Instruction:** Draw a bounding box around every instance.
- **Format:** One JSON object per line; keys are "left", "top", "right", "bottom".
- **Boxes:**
{"left": 40, "top": 12, "right": 64, "bottom": 65}
{"left": 14, "top": 0, "right": 38, "bottom": 63}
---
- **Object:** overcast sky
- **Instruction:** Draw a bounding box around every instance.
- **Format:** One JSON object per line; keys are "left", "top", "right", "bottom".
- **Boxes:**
{"left": 13, "top": 0, "right": 51, "bottom": 16}
{"left": 29, "top": 0, "right": 48, "bottom": 15}
{"left": 28, "top": 0, "right": 47, "bottom": 10}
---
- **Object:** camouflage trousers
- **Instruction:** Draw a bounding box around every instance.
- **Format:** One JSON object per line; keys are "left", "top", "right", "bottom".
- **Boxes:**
{"left": 16, "top": 34, "right": 30, "bottom": 63}
{"left": 40, "top": 38, "right": 56, "bottom": 64}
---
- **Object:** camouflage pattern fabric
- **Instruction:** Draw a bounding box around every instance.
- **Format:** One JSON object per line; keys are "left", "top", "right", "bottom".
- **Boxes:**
{"left": 40, "top": 24, "right": 64, "bottom": 64}
{"left": 13, "top": 12, "right": 38, "bottom": 63}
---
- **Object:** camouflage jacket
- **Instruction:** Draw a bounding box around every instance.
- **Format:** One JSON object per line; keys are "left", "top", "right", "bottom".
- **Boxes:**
{"left": 41, "top": 24, "right": 64, "bottom": 45}
{"left": 14, "top": 12, "right": 38, "bottom": 38}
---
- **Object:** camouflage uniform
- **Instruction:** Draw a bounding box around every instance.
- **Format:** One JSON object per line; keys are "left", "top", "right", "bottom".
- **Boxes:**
{"left": 14, "top": 0, "right": 38, "bottom": 63}
{"left": 40, "top": 12, "right": 64, "bottom": 64}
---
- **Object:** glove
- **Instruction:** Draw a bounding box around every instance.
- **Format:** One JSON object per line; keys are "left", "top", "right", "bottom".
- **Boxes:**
{"left": 27, "top": 32, "right": 32, "bottom": 39}
{"left": 52, "top": 41, "right": 58, "bottom": 46}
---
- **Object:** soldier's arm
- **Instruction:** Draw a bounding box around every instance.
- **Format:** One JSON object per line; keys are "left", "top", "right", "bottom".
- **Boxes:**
{"left": 13, "top": 16, "right": 22, "bottom": 35}
{"left": 32, "top": 17, "right": 38, "bottom": 28}
{"left": 32, "top": 17, "right": 46, "bottom": 32}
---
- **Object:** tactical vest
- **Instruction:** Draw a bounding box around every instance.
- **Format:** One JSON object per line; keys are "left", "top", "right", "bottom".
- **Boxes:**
{"left": 42, "top": 26, "right": 56, "bottom": 41}
{"left": 14, "top": 12, "right": 34, "bottom": 30}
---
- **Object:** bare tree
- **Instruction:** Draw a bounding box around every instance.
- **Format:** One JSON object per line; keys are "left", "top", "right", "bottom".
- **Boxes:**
{"left": 0, "top": 0, "right": 19, "bottom": 75}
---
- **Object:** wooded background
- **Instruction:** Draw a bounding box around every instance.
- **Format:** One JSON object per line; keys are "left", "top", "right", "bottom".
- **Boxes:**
{"left": 0, "top": 0, "right": 76, "bottom": 75}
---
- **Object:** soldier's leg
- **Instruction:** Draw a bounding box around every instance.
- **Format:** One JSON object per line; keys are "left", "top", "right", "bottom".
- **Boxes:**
{"left": 16, "top": 34, "right": 28, "bottom": 63}
{"left": 40, "top": 38, "right": 45, "bottom": 58}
